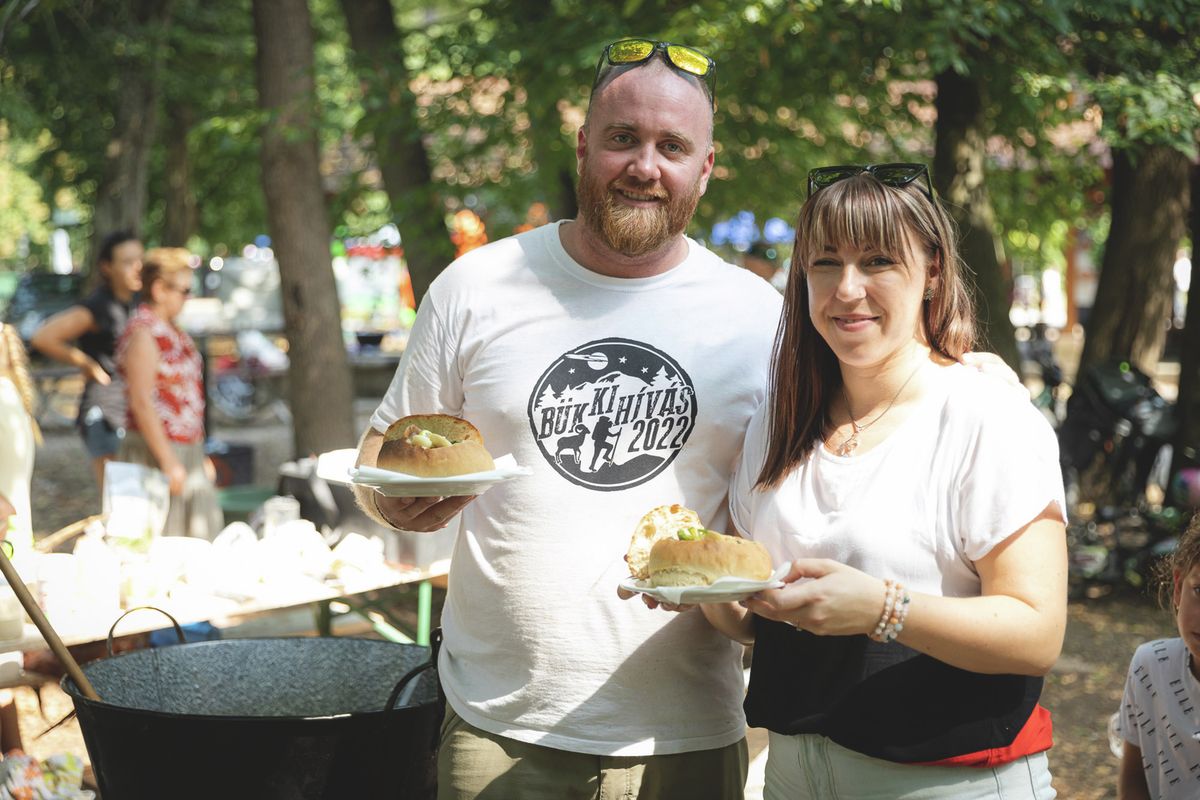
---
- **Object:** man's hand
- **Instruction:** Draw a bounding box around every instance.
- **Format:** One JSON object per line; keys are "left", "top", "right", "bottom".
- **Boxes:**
{"left": 375, "top": 494, "right": 476, "bottom": 531}
{"left": 961, "top": 351, "right": 1022, "bottom": 389}
{"left": 356, "top": 425, "right": 478, "bottom": 530}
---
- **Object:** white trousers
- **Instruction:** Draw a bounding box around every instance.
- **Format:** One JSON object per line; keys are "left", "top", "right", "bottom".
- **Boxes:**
{"left": 764, "top": 733, "right": 1056, "bottom": 800}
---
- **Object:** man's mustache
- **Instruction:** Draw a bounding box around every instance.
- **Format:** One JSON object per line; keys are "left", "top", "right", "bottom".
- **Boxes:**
{"left": 608, "top": 182, "right": 669, "bottom": 202}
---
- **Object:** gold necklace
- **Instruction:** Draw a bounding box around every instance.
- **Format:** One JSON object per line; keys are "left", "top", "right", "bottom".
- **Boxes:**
{"left": 835, "top": 363, "right": 924, "bottom": 456}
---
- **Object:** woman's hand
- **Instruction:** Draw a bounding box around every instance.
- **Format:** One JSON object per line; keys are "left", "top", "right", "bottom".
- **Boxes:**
{"left": 615, "top": 585, "right": 694, "bottom": 613}
{"left": 82, "top": 357, "right": 110, "bottom": 385}
{"left": 614, "top": 585, "right": 752, "bottom": 643}
{"left": 744, "top": 558, "right": 885, "bottom": 636}
{"left": 163, "top": 458, "right": 188, "bottom": 496}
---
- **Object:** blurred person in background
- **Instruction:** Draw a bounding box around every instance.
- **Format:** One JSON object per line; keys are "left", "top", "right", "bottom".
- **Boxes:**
{"left": 0, "top": 322, "right": 40, "bottom": 557}
{"left": 0, "top": 324, "right": 38, "bottom": 756}
{"left": 31, "top": 231, "right": 143, "bottom": 494}
{"left": 0, "top": 490, "right": 25, "bottom": 755}
{"left": 116, "top": 247, "right": 222, "bottom": 539}
{"left": 740, "top": 241, "right": 782, "bottom": 286}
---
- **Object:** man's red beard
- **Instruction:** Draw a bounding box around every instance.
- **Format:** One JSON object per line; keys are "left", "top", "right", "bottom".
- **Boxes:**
{"left": 576, "top": 164, "right": 703, "bottom": 258}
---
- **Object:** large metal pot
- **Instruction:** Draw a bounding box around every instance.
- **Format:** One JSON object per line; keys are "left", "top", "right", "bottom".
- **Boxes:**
{"left": 62, "top": 636, "right": 442, "bottom": 800}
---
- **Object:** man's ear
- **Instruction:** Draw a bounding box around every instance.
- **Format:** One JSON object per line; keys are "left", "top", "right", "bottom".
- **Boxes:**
{"left": 576, "top": 127, "right": 588, "bottom": 174}
{"left": 697, "top": 146, "right": 715, "bottom": 196}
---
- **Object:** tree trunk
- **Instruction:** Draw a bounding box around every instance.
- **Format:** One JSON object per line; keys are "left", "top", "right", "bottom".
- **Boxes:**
{"left": 253, "top": 0, "right": 355, "bottom": 456}
{"left": 505, "top": 0, "right": 576, "bottom": 221}
{"left": 1078, "top": 146, "right": 1190, "bottom": 376}
{"left": 933, "top": 69, "right": 1020, "bottom": 368}
{"left": 523, "top": 93, "right": 577, "bottom": 221}
{"left": 162, "top": 103, "right": 197, "bottom": 247}
{"left": 90, "top": 0, "right": 173, "bottom": 255}
{"left": 1171, "top": 161, "right": 1200, "bottom": 476}
{"left": 339, "top": 0, "right": 455, "bottom": 307}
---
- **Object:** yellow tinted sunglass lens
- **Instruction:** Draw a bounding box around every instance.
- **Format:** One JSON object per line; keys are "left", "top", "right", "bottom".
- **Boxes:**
{"left": 666, "top": 45, "right": 710, "bottom": 77}
{"left": 609, "top": 39, "right": 656, "bottom": 64}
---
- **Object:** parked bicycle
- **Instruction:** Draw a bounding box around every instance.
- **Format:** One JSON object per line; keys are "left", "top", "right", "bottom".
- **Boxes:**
{"left": 1058, "top": 359, "right": 1176, "bottom": 510}
{"left": 1057, "top": 359, "right": 1183, "bottom": 598}
{"left": 1066, "top": 504, "right": 1183, "bottom": 599}
{"left": 1022, "top": 323, "right": 1066, "bottom": 426}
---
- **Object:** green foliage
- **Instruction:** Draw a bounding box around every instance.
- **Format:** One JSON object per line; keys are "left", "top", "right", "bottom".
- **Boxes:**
{"left": 1087, "top": 71, "right": 1200, "bottom": 157}
{"left": 144, "top": 0, "right": 266, "bottom": 251}
{"left": 1070, "top": 0, "right": 1200, "bottom": 158}
{"left": 0, "top": 124, "right": 51, "bottom": 264}
{"left": 1, "top": 0, "right": 1196, "bottom": 278}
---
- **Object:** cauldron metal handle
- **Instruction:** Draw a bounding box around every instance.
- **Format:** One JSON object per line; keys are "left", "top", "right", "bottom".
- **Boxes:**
{"left": 384, "top": 627, "right": 442, "bottom": 710}
{"left": 106, "top": 606, "right": 186, "bottom": 657}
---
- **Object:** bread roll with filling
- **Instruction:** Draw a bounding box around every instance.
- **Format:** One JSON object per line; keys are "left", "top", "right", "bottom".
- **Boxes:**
{"left": 648, "top": 532, "right": 773, "bottom": 586}
{"left": 624, "top": 504, "right": 702, "bottom": 580}
{"left": 376, "top": 414, "right": 495, "bottom": 478}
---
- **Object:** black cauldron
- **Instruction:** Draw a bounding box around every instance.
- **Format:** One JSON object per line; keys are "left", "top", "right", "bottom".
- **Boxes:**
{"left": 62, "top": 635, "right": 442, "bottom": 800}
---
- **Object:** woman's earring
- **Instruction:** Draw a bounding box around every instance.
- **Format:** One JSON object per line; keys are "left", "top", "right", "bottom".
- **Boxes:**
{"left": 923, "top": 286, "right": 935, "bottom": 301}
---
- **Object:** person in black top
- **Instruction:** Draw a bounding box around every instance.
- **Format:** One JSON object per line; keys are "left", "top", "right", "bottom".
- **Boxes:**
{"left": 32, "top": 231, "right": 143, "bottom": 494}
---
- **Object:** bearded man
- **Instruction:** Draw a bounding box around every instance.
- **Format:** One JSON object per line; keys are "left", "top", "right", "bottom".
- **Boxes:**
{"left": 355, "top": 39, "right": 782, "bottom": 800}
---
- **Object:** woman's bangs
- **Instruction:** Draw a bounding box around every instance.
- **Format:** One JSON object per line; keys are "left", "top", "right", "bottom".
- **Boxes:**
{"left": 802, "top": 178, "right": 912, "bottom": 263}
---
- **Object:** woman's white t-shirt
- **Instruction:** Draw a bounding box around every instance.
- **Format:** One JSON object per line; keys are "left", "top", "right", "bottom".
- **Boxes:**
{"left": 731, "top": 363, "right": 1065, "bottom": 599}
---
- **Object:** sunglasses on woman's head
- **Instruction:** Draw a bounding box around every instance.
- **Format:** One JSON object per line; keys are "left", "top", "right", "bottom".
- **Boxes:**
{"left": 592, "top": 39, "right": 716, "bottom": 109}
{"left": 806, "top": 163, "right": 933, "bottom": 201}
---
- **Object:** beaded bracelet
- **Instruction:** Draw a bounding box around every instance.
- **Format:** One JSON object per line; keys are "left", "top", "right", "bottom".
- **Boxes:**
{"left": 880, "top": 586, "right": 911, "bottom": 644}
{"left": 870, "top": 579, "right": 899, "bottom": 641}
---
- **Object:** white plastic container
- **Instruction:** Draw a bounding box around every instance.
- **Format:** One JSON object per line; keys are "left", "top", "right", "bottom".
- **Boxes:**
{"left": 261, "top": 495, "right": 301, "bottom": 537}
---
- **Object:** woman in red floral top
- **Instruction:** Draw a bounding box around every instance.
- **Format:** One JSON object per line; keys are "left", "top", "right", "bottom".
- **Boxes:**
{"left": 117, "top": 248, "right": 222, "bottom": 539}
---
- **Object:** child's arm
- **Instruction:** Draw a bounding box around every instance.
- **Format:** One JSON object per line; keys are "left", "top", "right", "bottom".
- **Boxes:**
{"left": 1117, "top": 741, "right": 1150, "bottom": 800}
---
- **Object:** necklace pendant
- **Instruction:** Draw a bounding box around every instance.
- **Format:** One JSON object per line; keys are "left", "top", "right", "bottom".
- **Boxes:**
{"left": 836, "top": 433, "right": 859, "bottom": 457}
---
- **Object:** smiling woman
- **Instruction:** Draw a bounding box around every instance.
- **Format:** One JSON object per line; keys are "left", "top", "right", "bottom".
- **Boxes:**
{"left": 705, "top": 165, "right": 1068, "bottom": 799}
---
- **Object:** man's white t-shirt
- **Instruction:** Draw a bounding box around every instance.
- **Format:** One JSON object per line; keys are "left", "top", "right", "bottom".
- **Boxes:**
{"left": 1118, "top": 638, "right": 1200, "bottom": 799}
{"left": 372, "top": 221, "right": 782, "bottom": 756}
{"left": 730, "top": 363, "right": 1065, "bottom": 599}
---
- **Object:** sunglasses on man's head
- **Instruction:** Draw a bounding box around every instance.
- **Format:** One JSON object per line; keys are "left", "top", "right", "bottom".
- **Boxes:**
{"left": 806, "top": 163, "right": 933, "bottom": 201}
{"left": 592, "top": 39, "right": 716, "bottom": 109}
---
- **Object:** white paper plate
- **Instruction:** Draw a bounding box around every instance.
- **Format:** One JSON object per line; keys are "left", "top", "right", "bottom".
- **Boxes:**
{"left": 620, "top": 564, "right": 789, "bottom": 605}
{"left": 316, "top": 449, "right": 532, "bottom": 497}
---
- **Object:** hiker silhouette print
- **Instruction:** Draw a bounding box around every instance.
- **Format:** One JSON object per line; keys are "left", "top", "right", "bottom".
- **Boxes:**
{"left": 528, "top": 338, "right": 697, "bottom": 491}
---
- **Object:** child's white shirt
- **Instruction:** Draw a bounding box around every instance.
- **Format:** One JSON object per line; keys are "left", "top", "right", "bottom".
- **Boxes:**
{"left": 1118, "top": 637, "right": 1200, "bottom": 797}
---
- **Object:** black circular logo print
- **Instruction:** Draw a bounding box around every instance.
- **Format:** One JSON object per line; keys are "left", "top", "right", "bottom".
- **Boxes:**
{"left": 527, "top": 338, "right": 697, "bottom": 491}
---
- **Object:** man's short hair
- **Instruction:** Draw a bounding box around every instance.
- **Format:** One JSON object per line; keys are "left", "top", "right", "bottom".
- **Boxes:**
{"left": 584, "top": 59, "right": 714, "bottom": 143}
